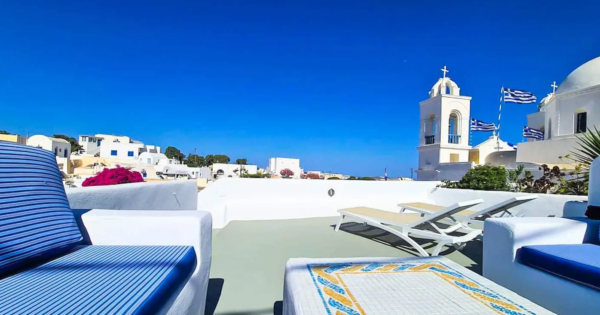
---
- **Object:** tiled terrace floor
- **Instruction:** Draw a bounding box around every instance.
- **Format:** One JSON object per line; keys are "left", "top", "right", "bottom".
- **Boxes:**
{"left": 207, "top": 216, "right": 483, "bottom": 315}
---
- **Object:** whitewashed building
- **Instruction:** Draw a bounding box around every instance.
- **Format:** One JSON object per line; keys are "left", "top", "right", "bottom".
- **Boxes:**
{"left": 138, "top": 152, "right": 168, "bottom": 165}
{"left": 266, "top": 157, "right": 302, "bottom": 179}
{"left": 78, "top": 134, "right": 161, "bottom": 160}
{"left": 518, "top": 56, "right": 600, "bottom": 165}
{"left": 78, "top": 135, "right": 106, "bottom": 156}
{"left": 212, "top": 163, "right": 258, "bottom": 178}
{"left": 27, "top": 135, "right": 72, "bottom": 173}
{"left": 416, "top": 67, "right": 514, "bottom": 181}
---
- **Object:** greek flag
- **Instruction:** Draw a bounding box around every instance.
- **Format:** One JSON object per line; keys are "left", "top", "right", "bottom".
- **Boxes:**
{"left": 471, "top": 118, "right": 496, "bottom": 132}
{"left": 504, "top": 88, "right": 537, "bottom": 104}
{"left": 523, "top": 126, "right": 544, "bottom": 140}
{"left": 507, "top": 142, "right": 518, "bottom": 150}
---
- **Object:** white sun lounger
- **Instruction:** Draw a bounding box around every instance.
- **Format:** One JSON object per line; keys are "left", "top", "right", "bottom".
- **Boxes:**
{"left": 335, "top": 199, "right": 484, "bottom": 257}
{"left": 398, "top": 195, "right": 537, "bottom": 225}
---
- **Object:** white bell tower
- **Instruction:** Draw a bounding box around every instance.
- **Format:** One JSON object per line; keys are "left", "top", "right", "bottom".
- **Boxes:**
{"left": 416, "top": 66, "right": 473, "bottom": 181}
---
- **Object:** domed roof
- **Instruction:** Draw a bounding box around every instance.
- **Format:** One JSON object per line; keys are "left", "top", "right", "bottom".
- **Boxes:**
{"left": 429, "top": 77, "right": 460, "bottom": 98}
{"left": 556, "top": 56, "right": 600, "bottom": 94}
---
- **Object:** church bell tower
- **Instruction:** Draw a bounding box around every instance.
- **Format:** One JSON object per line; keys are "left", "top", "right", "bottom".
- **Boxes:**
{"left": 415, "top": 66, "right": 473, "bottom": 181}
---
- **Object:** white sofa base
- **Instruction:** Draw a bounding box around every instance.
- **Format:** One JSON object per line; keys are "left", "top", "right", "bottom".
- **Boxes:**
{"left": 483, "top": 217, "right": 600, "bottom": 315}
{"left": 82, "top": 210, "right": 212, "bottom": 315}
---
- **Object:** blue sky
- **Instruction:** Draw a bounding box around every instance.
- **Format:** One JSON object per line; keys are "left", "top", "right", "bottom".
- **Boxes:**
{"left": 0, "top": 1, "right": 598, "bottom": 177}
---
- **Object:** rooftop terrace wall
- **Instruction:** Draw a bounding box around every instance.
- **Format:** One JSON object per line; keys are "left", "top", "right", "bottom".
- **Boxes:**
{"left": 197, "top": 178, "right": 439, "bottom": 228}
{"left": 67, "top": 180, "right": 198, "bottom": 210}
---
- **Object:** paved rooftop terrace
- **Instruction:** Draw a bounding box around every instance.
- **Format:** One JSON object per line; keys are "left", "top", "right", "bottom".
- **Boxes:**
{"left": 207, "top": 216, "right": 483, "bottom": 315}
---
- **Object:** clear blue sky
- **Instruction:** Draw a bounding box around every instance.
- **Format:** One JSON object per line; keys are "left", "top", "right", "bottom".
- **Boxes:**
{"left": 0, "top": 1, "right": 598, "bottom": 177}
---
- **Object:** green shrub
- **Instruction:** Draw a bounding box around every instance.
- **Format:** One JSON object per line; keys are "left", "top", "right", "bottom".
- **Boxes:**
{"left": 439, "top": 165, "right": 508, "bottom": 191}
{"left": 327, "top": 177, "right": 341, "bottom": 180}
{"left": 358, "top": 177, "right": 376, "bottom": 181}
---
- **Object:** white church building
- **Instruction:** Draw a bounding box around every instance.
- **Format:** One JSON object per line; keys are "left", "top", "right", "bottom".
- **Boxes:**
{"left": 518, "top": 56, "right": 600, "bottom": 165}
{"left": 416, "top": 56, "right": 600, "bottom": 181}
{"left": 416, "top": 67, "right": 514, "bottom": 181}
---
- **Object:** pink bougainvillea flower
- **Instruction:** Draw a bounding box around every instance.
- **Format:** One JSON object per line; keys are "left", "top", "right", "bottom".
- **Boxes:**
{"left": 82, "top": 167, "right": 145, "bottom": 187}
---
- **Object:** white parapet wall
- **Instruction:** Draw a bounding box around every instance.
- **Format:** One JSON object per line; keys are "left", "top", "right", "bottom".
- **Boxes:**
{"left": 67, "top": 180, "right": 198, "bottom": 210}
{"left": 197, "top": 178, "right": 440, "bottom": 229}
{"left": 198, "top": 178, "right": 589, "bottom": 229}
{"left": 428, "top": 187, "right": 587, "bottom": 217}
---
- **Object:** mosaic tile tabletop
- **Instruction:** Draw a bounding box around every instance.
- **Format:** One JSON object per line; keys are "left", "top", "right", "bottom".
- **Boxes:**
{"left": 283, "top": 257, "right": 555, "bottom": 315}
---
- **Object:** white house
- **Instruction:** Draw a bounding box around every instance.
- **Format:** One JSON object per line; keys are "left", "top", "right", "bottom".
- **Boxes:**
{"left": 212, "top": 163, "right": 258, "bottom": 178}
{"left": 78, "top": 135, "right": 103, "bottom": 156}
{"left": 266, "top": 157, "right": 302, "bottom": 179}
{"left": 138, "top": 152, "right": 168, "bottom": 165}
{"left": 80, "top": 134, "right": 161, "bottom": 161}
{"left": 27, "top": 135, "right": 72, "bottom": 173}
{"left": 518, "top": 56, "right": 600, "bottom": 165}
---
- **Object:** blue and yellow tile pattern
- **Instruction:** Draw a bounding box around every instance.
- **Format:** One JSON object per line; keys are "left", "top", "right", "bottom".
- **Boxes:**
{"left": 306, "top": 261, "right": 538, "bottom": 315}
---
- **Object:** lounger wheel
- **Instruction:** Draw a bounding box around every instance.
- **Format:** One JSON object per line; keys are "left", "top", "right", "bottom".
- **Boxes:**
{"left": 453, "top": 243, "right": 466, "bottom": 250}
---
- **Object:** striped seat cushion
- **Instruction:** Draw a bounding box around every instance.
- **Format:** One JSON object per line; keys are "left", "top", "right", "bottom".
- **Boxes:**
{"left": 0, "top": 245, "right": 196, "bottom": 314}
{"left": 0, "top": 142, "right": 83, "bottom": 277}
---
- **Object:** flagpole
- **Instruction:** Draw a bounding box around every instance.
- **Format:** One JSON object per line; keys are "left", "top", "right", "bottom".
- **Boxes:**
{"left": 496, "top": 86, "right": 504, "bottom": 152}
{"left": 469, "top": 117, "right": 472, "bottom": 146}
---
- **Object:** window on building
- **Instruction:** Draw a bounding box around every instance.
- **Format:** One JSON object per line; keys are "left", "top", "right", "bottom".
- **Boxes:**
{"left": 97, "top": 140, "right": 102, "bottom": 146}
{"left": 128, "top": 151, "right": 134, "bottom": 157}
{"left": 64, "top": 150, "right": 68, "bottom": 158}
{"left": 111, "top": 150, "right": 117, "bottom": 156}
{"left": 576, "top": 112, "right": 587, "bottom": 134}
{"left": 54, "top": 147, "right": 58, "bottom": 156}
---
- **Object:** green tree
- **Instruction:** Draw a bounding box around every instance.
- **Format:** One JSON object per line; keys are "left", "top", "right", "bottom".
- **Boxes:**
{"left": 213, "top": 154, "right": 230, "bottom": 164}
{"left": 53, "top": 134, "right": 83, "bottom": 154}
{"left": 439, "top": 165, "right": 509, "bottom": 191}
{"left": 346, "top": 176, "right": 357, "bottom": 180}
{"left": 235, "top": 158, "right": 247, "bottom": 165}
{"left": 185, "top": 154, "right": 205, "bottom": 167}
{"left": 358, "top": 177, "right": 376, "bottom": 181}
{"left": 0, "top": 130, "right": 9, "bottom": 135}
{"left": 327, "top": 177, "right": 341, "bottom": 180}
{"left": 164, "top": 146, "right": 185, "bottom": 161}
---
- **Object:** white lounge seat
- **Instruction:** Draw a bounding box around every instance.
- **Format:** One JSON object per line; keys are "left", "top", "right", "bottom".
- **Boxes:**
{"left": 398, "top": 195, "right": 537, "bottom": 226}
{"left": 335, "top": 199, "right": 483, "bottom": 257}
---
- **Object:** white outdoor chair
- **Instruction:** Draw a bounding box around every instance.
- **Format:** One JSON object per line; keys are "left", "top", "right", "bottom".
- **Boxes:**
{"left": 398, "top": 195, "right": 537, "bottom": 227}
{"left": 335, "top": 199, "right": 483, "bottom": 257}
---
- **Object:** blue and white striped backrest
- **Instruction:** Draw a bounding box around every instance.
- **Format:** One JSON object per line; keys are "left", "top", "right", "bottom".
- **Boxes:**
{"left": 0, "top": 141, "right": 82, "bottom": 276}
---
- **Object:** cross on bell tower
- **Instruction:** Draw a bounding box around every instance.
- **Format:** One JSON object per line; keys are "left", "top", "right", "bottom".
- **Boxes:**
{"left": 441, "top": 66, "right": 449, "bottom": 80}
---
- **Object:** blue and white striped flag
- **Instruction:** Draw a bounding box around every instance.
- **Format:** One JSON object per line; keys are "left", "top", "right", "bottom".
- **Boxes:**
{"left": 523, "top": 126, "right": 544, "bottom": 140}
{"left": 504, "top": 88, "right": 537, "bottom": 104}
{"left": 507, "top": 142, "right": 518, "bottom": 150}
{"left": 471, "top": 118, "right": 496, "bottom": 132}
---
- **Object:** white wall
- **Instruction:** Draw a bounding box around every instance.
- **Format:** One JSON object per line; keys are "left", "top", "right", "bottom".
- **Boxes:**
{"left": 100, "top": 142, "right": 144, "bottom": 159}
{"left": 197, "top": 178, "right": 439, "bottom": 228}
{"left": 67, "top": 180, "right": 198, "bottom": 210}
{"left": 555, "top": 87, "right": 599, "bottom": 136}
{"left": 439, "top": 147, "right": 469, "bottom": 163}
{"left": 212, "top": 163, "right": 258, "bottom": 178}
{"left": 197, "top": 178, "right": 589, "bottom": 229}
{"left": 436, "top": 162, "right": 474, "bottom": 181}
{"left": 516, "top": 137, "right": 579, "bottom": 164}
{"left": 428, "top": 187, "right": 587, "bottom": 217}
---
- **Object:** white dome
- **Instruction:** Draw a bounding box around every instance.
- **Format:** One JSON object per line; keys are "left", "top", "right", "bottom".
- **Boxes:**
{"left": 429, "top": 77, "right": 460, "bottom": 98}
{"left": 556, "top": 56, "right": 600, "bottom": 94}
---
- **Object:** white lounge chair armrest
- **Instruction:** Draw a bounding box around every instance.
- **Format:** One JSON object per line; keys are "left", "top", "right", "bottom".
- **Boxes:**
{"left": 483, "top": 217, "right": 589, "bottom": 279}
{"left": 81, "top": 210, "right": 212, "bottom": 315}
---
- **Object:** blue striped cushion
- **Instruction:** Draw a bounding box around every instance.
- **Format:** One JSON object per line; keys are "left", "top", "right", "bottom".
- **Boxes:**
{"left": 0, "top": 141, "right": 83, "bottom": 277}
{"left": 0, "top": 245, "right": 196, "bottom": 314}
